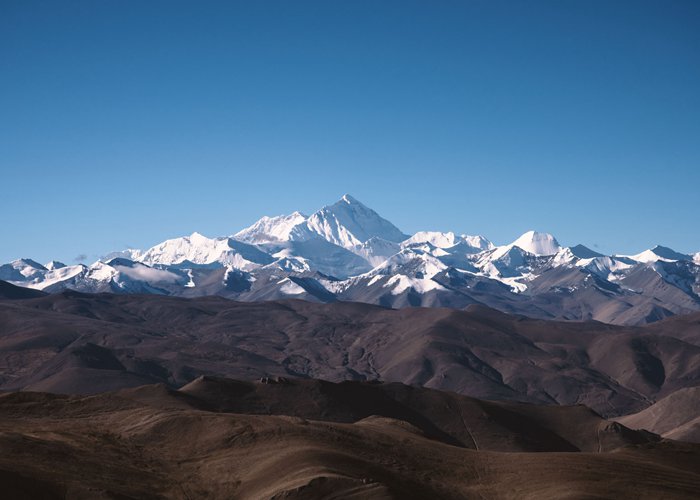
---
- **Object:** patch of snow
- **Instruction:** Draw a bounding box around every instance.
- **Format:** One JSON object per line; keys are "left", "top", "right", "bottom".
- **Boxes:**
{"left": 268, "top": 255, "right": 310, "bottom": 273}
{"left": 278, "top": 278, "right": 306, "bottom": 295}
{"left": 384, "top": 274, "right": 446, "bottom": 295}
{"left": 497, "top": 276, "right": 529, "bottom": 293}
{"left": 318, "top": 277, "right": 355, "bottom": 294}
{"left": 184, "top": 269, "right": 195, "bottom": 288}
{"left": 367, "top": 275, "right": 383, "bottom": 286}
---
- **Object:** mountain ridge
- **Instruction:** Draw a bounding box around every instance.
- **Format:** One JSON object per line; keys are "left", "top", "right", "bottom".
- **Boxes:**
{"left": 2, "top": 290, "right": 700, "bottom": 418}
{"left": 3, "top": 194, "right": 699, "bottom": 326}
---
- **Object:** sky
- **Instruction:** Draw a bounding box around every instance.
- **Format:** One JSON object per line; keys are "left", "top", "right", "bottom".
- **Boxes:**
{"left": 1, "top": 0, "right": 699, "bottom": 264}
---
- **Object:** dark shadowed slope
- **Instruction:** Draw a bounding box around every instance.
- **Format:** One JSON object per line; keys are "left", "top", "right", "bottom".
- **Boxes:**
{"left": 0, "top": 379, "right": 698, "bottom": 499}
{"left": 0, "top": 280, "right": 46, "bottom": 299}
{"left": 2, "top": 291, "right": 700, "bottom": 417}
{"left": 176, "top": 376, "right": 658, "bottom": 452}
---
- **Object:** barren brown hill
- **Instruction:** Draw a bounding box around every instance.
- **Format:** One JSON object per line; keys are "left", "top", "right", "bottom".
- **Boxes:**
{"left": 617, "top": 386, "right": 700, "bottom": 444}
{"left": 176, "top": 377, "right": 658, "bottom": 452}
{"left": 2, "top": 289, "right": 700, "bottom": 417}
{"left": 0, "top": 379, "right": 699, "bottom": 499}
{"left": 645, "top": 311, "right": 700, "bottom": 345}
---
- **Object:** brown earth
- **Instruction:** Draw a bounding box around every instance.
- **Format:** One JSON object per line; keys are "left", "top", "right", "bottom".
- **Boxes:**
{"left": 618, "top": 386, "right": 700, "bottom": 443}
{"left": 0, "top": 378, "right": 698, "bottom": 499}
{"left": 1, "top": 291, "right": 700, "bottom": 417}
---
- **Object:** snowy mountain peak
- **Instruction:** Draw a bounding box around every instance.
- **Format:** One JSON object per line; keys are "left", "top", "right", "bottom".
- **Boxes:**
{"left": 138, "top": 233, "right": 228, "bottom": 266}
{"left": 189, "top": 231, "right": 211, "bottom": 242}
{"left": 462, "top": 235, "right": 494, "bottom": 252}
{"left": 402, "top": 232, "right": 492, "bottom": 253}
{"left": 510, "top": 231, "right": 561, "bottom": 256}
{"left": 568, "top": 244, "right": 604, "bottom": 259}
{"left": 649, "top": 245, "right": 690, "bottom": 261}
{"left": 234, "top": 211, "right": 310, "bottom": 244}
{"left": 45, "top": 260, "right": 67, "bottom": 271}
{"left": 404, "top": 231, "right": 459, "bottom": 248}
{"left": 627, "top": 245, "right": 691, "bottom": 263}
{"left": 15, "top": 258, "right": 47, "bottom": 271}
{"left": 306, "top": 195, "right": 408, "bottom": 250}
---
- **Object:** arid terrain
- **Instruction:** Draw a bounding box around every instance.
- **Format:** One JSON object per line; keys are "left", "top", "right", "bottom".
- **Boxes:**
{"left": 1, "top": 283, "right": 700, "bottom": 417}
{"left": 1, "top": 378, "right": 699, "bottom": 499}
{"left": 1, "top": 282, "right": 700, "bottom": 498}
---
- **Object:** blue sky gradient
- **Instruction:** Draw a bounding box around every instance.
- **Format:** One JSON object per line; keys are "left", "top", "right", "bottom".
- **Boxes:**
{"left": 2, "top": 0, "right": 699, "bottom": 263}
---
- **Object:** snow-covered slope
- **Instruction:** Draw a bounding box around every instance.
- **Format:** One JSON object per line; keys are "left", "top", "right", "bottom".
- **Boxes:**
{"left": 402, "top": 231, "right": 492, "bottom": 252}
{"left": 31, "top": 264, "right": 86, "bottom": 290}
{"left": 403, "top": 231, "right": 460, "bottom": 248}
{"left": 234, "top": 211, "right": 312, "bottom": 243}
{"left": 0, "top": 259, "right": 47, "bottom": 282}
{"left": 486, "top": 231, "right": 559, "bottom": 263}
{"left": 234, "top": 195, "right": 408, "bottom": 266}
{"left": 626, "top": 245, "right": 692, "bottom": 263}
{"left": 44, "top": 260, "right": 66, "bottom": 271}
{"left": 306, "top": 194, "right": 408, "bottom": 249}
{"left": 510, "top": 230, "right": 561, "bottom": 256}
{"left": 138, "top": 232, "right": 270, "bottom": 270}
{"left": 353, "top": 237, "right": 401, "bottom": 266}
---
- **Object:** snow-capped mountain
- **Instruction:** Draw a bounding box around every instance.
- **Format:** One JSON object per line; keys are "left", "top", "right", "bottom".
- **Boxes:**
{"left": 234, "top": 211, "right": 312, "bottom": 244}
{"left": 306, "top": 194, "right": 408, "bottom": 250}
{"left": 44, "top": 260, "right": 66, "bottom": 271}
{"left": 138, "top": 232, "right": 272, "bottom": 270}
{"left": 234, "top": 195, "right": 407, "bottom": 252}
{"left": 3, "top": 194, "right": 700, "bottom": 326}
{"left": 402, "top": 231, "right": 493, "bottom": 253}
{"left": 0, "top": 258, "right": 48, "bottom": 282}
{"left": 624, "top": 245, "right": 693, "bottom": 264}
{"left": 488, "top": 230, "right": 561, "bottom": 260}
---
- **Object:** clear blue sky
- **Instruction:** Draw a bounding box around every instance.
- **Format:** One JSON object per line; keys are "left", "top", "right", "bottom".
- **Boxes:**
{"left": 2, "top": 0, "right": 699, "bottom": 264}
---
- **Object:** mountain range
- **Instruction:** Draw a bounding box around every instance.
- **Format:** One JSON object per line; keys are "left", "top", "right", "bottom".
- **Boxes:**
{"left": 2, "top": 285, "right": 700, "bottom": 419}
{"left": 3, "top": 194, "right": 700, "bottom": 325}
